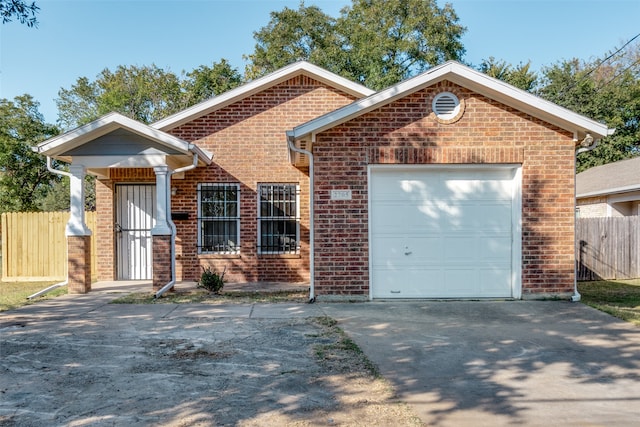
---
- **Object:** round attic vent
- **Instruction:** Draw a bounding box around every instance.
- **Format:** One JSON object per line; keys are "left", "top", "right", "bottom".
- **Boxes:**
{"left": 432, "top": 92, "right": 460, "bottom": 120}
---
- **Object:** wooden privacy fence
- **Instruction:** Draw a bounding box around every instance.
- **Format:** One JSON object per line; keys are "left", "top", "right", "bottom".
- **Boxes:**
{"left": 576, "top": 217, "right": 640, "bottom": 281}
{"left": 1, "top": 211, "right": 97, "bottom": 282}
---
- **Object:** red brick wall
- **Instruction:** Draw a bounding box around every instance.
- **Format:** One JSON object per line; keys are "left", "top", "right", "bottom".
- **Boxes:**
{"left": 312, "top": 82, "right": 576, "bottom": 297}
{"left": 94, "top": 75, "right": 358, "bottom": 284}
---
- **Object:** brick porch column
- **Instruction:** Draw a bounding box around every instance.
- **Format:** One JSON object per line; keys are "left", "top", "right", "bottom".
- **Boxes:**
{"left": 66, "top": 164, "right": 92, "bottom": 294}
{"left": 68, "top": 235, "right": 92, "bottom": 293}
{"left": 152, "top": 235, "right": 172, "bottom": 291}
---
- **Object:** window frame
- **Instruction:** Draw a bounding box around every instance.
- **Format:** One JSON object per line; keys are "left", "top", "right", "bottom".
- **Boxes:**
{"left": 257, "top": 183, "right": 300, "bottom": 255}
{"left": 197, "top": 183, "right": 241, "bottom": 255}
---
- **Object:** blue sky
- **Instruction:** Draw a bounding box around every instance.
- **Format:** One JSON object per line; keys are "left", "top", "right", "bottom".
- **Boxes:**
{"left": 1, "top": 0, "right": 639, "bottom": 123}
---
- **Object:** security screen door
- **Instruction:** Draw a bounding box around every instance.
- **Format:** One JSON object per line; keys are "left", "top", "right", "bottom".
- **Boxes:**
{"left": 115, "top": 184, "right": 156, "bottom": 280}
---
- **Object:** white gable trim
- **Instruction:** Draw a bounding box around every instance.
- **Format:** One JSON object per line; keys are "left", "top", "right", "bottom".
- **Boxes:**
{"left": 152, "top": 61, "right": 375, "bottom": 131}
{"left": 289, "top": 61, "right": 615, "bottom": 144}
{"left": 34, "top": 112, "right": 212, "bottom": 165}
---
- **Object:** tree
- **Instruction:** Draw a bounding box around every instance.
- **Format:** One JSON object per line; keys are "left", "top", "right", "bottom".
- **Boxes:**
{"left": 537, "top": 46, "right": 640, "bottom": 172}
{"left": 478, "top": 57, "right": 538, "bottom": 92}
{"left": 246, "top": 0, "right": 466, "bottom": 89}
{"left": 56, "top": 64, "right": 183, "bottom": 129}
{"left": 1, "top": 0, "right": 38, "bottom": 27}
{"left": 0, "top": 95, "right": 59, "bottom": 212}
{"left": 57, "top": 61, "right": 243, "bottom": 130}
{"left": 336, "top": 0, "right": 466, "bottom": 89}
{"left": 182, "top": 59, "right": 243, "bottom": 107}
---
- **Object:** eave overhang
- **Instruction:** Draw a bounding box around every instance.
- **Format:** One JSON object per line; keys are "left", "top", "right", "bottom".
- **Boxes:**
{"left": 152, "top": 61, "right": 375, "bottom": 132}
{"left": 287, "top": 61, "right": 616, "bottom": 167}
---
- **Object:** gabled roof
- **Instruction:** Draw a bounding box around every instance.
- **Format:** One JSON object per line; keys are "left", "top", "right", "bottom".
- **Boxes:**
{"left": 577, "top": 156, "right": 640, "bottom": 198}
{"left": 288, "top": 61, "right": 615, "bottom": 148}
{"left": 152, "top": 61, "right": 375, "bottom": 131}
{"left": 34, "top": 112, "right": 212, "bottom": 165}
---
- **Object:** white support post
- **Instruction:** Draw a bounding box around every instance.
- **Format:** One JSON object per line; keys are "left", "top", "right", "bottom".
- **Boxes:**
{"left": 66, "top": 164, "right": 91, "bottom": 236}
{"left": 152, "top": 165, "right": 172, "bottom": 235}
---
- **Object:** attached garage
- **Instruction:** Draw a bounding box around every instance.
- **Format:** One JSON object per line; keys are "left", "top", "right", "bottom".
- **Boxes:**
{"left": 369, "top": 165, "right": 522, "bottom": 299}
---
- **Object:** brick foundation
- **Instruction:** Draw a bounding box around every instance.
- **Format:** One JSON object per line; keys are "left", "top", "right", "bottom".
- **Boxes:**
{"left": 152, "top": 235, "right": 172, "bottom": 291}
{"left": 67, "top": 235, "right": 92, "bottom": 294}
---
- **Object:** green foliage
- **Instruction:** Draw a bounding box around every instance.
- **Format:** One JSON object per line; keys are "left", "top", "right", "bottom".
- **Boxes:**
{"left": 246, "top": 0, "right": 466, "bottom": 89}
{"left": 0, "top": 95, "right": 59, "bottom": 212}
{"left": 537, "top": 47, "right": 640, "bottom": 172}
{"left": 245, "top": 3, "right": 339, "bottom": 79}
{"left": 478, "top": 57, "right": 538, "bottom": 91}
{"left": 56, "top": 61, "right": 243, "bottom": 130}
{"left": 182, "top": 59, "right": 243, "bottom": 107}
{"left": 197, "top": 266, "right": 225, "bottom": 294}
{"left": 578, "top": 279, "right": 640, "bottom": 326}
{"left": 37, "top": 175, "right": 96, "bottom": 212}
{"left": 1, "top": 0, "right": 39, "bottom": 27}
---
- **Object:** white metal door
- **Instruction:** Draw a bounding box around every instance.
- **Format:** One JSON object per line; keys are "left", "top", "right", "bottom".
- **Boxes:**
{"left": 370, "top": 166, "right": 520, "bottom": 299}
{"left": 115, "top": 184, "right": 156, "bottom": 280}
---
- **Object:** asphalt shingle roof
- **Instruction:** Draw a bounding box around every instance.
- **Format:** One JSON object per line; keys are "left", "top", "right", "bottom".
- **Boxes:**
{"left": 576, "top": 156, "right": 640, "bottom": 197}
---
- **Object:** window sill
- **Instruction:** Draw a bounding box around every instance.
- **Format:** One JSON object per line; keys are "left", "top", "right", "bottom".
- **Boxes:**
{"left": 258, "top": 253, "right": 301, "bottom": 259}
{"left": 198, "top": 253, "right": 241, "bottom": 259}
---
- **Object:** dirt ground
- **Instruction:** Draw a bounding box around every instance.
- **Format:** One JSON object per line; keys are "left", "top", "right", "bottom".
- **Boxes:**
{"left": 0, "top": 303, "right": 423, "bottom": 426}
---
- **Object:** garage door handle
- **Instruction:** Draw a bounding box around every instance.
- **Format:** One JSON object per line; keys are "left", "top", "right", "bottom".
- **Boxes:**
{"left": 390, "top": 291, "right": 401, "bottom": 294}
{"left": 404, "top": 251, "right": 412, "bottom": 255}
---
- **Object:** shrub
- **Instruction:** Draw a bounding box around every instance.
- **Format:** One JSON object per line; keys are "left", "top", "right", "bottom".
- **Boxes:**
{"left": 197, "top": 266, "right": 225, "bottom": 294}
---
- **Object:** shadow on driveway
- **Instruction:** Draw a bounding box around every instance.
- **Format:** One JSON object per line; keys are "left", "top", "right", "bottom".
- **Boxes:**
{"left": 322, "top": 301, "right": 640, "bottom": 426}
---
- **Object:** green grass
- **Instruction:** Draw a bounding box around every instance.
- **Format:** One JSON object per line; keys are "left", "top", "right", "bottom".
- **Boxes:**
{"left": 578, "top": 279, "right": 640, "bottom": 326}
{"left": 110, "top": 289, "right": 308, "bottom": 304}
{"left": 0, "top": 281, "right": 67, "bottom": 312}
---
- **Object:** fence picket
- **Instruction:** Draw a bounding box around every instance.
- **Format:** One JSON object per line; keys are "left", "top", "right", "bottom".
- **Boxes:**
{"left": 1, "top": 212, "right": 97, "bottom": 282}
{"left": 576, "top": 217, "right": 640, "bottom": 281}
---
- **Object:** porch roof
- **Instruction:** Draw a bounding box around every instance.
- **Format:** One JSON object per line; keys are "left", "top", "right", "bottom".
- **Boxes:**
{"left": 33, "top": 112, "right": 213, "bottom": 177}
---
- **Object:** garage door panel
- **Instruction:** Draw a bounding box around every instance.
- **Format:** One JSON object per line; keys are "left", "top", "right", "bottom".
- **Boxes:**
{"left": 371, "top": 202, "right": 441, "bottom": 232}
{"left": 372, "top": 236, "right": 442, "bottom": 264}
{"left": 479, "top": 268, "right": 513, "bottom": 296}
{"left": 370, "top": 167, "right": 519, "bottom": 299}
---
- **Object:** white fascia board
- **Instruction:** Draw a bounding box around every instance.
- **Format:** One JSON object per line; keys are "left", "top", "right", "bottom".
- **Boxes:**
{"left": 290, "top": 61, "right": 615, "bottom": 142}
{"left": 152, "top": 61, "right": 374, "bottom": 132}
{"left": 72, "top": 154, "right": 169, "bottom": 168}
{"left": 577, "top": 184, "right": 640, "bottom": 199}
{"left": 444, "top": 64, "right": 614, "bottom": 139}
{"left": 34, "top": 112, "right": 213, "bottom": 165}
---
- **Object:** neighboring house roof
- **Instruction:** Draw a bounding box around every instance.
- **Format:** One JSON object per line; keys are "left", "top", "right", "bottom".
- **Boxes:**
{"left": 287, "top": 61, "right": 615, "bottom": 160}
{"left": 33, "top": 112, "right": 213, "bottom": 173}
{"left": 152, "top": 61, "right": 376, "bottom": 131}
{"left": 576, "top": 156, "right": 640, "bottom": 198}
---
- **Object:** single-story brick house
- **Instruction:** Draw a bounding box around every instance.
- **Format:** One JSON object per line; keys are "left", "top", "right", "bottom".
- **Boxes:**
{"left": 577, "top": 156, "right": 640, "bottom": 217}
{"left": 35, "top": 61, "right": 614, "bottom": 300}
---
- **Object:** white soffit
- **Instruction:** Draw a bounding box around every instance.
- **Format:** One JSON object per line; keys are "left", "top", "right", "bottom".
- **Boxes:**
{"left": 34, "top": 112, "right": 212, "bottom": 165}
{"left": 152, "top": 61, "right": 375, "bottom": 131}
{"left": 289, "top": 61, "right": 615, "bottom": 143}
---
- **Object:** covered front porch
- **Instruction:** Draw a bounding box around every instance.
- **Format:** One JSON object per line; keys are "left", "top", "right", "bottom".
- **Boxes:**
{"left": 33, "top": 113, "right": 212, "bottom": 295}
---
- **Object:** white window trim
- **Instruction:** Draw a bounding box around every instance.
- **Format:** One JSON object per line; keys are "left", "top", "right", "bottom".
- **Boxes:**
{"left": 197, "top": 183, "right": 240, "bottom": 254}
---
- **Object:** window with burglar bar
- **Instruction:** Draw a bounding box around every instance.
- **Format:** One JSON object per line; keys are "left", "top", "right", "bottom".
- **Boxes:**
{"left": 198, "top": 183, "right": 240, "bottom": 254}
{"left": 258, "top": 184, "right": 300, "bottom": 254}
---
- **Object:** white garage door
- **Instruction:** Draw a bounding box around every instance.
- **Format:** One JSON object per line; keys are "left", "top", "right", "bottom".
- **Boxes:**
{"left": 370, "top": 166, "right": 521, "bottom": 299}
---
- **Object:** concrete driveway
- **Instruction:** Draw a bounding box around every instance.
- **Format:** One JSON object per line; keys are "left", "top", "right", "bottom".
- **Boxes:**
{"left": 323, "top": 301, "right": 640, "bottom": 426}
{"left": 3, "top": 291, "right": 640, "bottom": 426}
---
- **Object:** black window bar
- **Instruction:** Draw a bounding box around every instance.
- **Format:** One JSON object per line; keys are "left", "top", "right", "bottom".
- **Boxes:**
{"left": 197, "top": 184, "right": 240, "bottom": 254}
{"left": 258, "top": 184, "right": 300, "bottom": 254}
